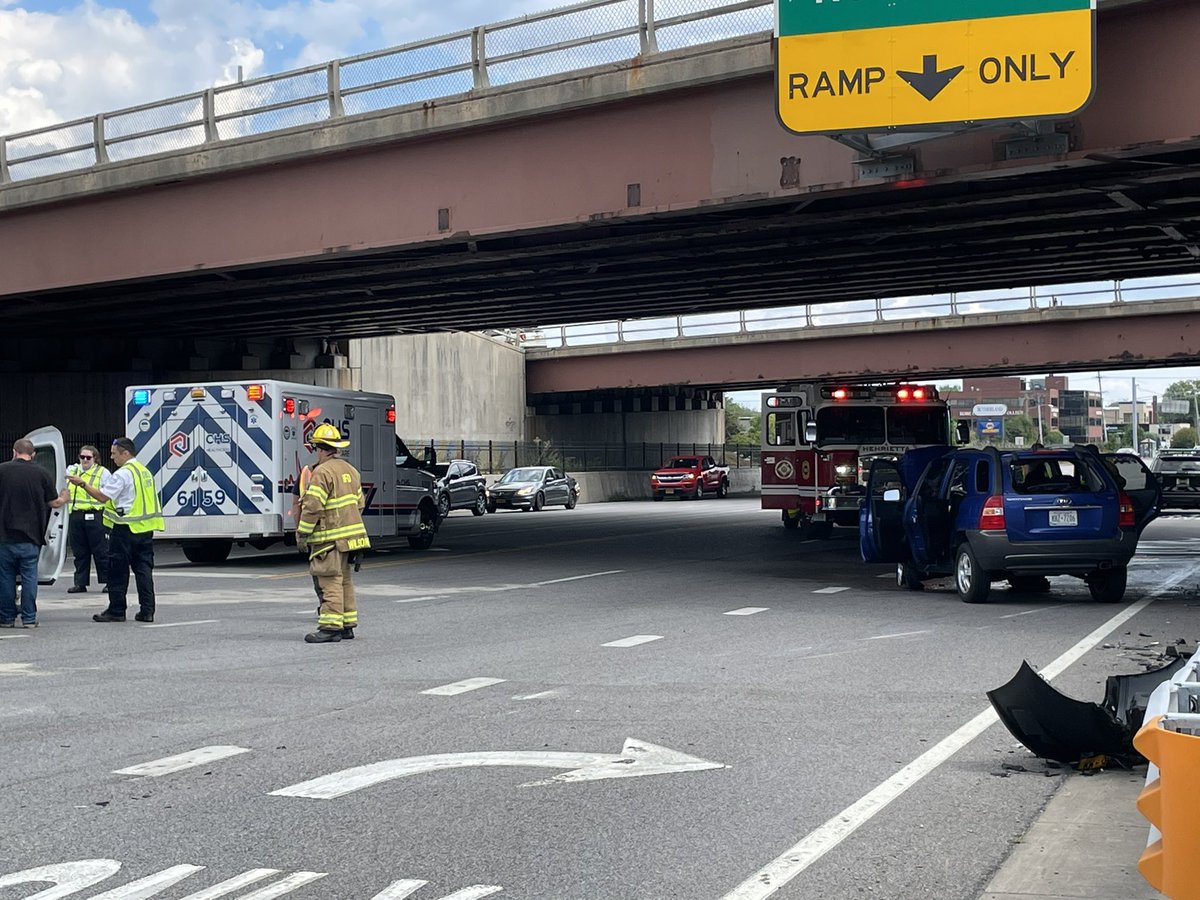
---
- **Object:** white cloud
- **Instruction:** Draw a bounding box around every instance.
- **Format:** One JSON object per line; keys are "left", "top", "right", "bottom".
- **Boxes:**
{"left": 0, "top": 0, "right": 546, "bottom": 136}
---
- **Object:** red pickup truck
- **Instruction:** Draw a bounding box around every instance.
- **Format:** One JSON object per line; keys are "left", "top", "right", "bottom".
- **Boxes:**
{"left": 650, "top": 455, "right": 730, "bottom": 501}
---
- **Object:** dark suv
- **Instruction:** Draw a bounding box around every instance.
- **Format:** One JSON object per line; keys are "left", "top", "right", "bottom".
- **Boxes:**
{"left": 1150, "top": 450, "right": 1200, "bottom": 510}
{"left": 434, "top": 459, "right": 489, "bottom": 519}
{"left": 860, "top": 446, "right": 1159, "bottom": 604}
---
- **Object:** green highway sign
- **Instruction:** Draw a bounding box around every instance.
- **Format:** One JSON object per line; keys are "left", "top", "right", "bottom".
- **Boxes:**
{"left": 778, "top": 0, "right": 1093, "bottom": 37}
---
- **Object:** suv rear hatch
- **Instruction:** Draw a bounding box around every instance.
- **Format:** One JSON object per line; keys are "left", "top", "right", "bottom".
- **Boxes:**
{"left": 1003, "top": 454, "right": 1118, "bottom": 542}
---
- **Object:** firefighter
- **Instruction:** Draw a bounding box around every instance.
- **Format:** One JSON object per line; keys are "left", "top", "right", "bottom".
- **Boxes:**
{"left": 297, "top": 423, "right": 370, "bottom": 644}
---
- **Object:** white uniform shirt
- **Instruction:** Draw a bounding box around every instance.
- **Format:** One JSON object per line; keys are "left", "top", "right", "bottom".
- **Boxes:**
{"left": 99, "top": 466, "right": 137, "bottom": 514}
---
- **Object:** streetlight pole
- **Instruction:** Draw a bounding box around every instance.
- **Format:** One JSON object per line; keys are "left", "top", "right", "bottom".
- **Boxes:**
{"left": 1036, "top": 395, "right": 1044, "bottom": 444}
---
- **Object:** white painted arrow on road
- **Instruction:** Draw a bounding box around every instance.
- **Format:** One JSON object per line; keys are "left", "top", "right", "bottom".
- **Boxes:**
{"left": 270, "top": 738, "right": 725, "bottom": 800}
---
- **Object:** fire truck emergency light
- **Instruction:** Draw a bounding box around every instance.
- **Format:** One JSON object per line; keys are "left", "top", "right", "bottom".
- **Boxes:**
{"left": 283, "top": 398, "right": 296, "bottom": 415}
{"left": 247, "top": 384, "right": 265, "bottom": 401}
{"left": 387, "top": 408, "right": 397, "bottom": 424}
{"left": 132, "top": 389, "right": 151, "bottom": 407}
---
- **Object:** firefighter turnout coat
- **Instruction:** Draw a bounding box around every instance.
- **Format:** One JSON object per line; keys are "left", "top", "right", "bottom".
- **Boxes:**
{"left": 297, "top": 457, "right": 371, "bottom": 556}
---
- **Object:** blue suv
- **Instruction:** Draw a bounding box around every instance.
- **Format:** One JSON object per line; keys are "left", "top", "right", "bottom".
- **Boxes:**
{"left": 860, "top": 446, "right": 1159, "bottom": 604}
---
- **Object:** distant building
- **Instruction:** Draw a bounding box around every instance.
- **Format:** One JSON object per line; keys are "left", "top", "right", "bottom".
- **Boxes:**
{"left": 941, "top": 375, "right": 1068, "bottom": 442}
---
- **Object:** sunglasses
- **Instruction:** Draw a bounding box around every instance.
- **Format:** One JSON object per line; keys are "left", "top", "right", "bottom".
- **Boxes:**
{"left": 79, "top": 455, "right": 94, "bottom": 460}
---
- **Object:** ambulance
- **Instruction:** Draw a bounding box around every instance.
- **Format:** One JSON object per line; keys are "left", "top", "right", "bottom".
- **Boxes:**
{"left": 124, "top": 380, "right": 439, "bottom": 563}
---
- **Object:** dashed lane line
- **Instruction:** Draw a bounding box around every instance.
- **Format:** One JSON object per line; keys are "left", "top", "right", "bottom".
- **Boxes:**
{"left": 725, "top": 607, "right": 769, "bottom": 616}
{"left": 421, "top": 678, "right": 507, "bottom": 696}
{"left": 142, "top": 620, "right": 220, "bottom": 629}
{"left": 113, "top": 745, "right": 253, "bottom": 777}
{"left": 812, "top": 586, "right": 849, "bottom": 594}
{"left": 601, "top": 634, "right": 663, "bottom": 648}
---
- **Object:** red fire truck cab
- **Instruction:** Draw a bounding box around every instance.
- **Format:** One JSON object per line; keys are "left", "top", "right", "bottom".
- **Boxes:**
{"left": 760, "top": 383, "right": 959, "bottom": 538}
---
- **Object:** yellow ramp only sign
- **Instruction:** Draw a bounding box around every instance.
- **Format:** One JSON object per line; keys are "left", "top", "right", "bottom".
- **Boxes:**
{"left": 776, "top": 0, "right": 1095, "bottom": 134}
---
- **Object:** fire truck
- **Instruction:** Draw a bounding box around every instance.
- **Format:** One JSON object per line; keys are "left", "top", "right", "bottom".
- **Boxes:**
{"left": 760, "top": 382, "right": 959, "bottom": 537}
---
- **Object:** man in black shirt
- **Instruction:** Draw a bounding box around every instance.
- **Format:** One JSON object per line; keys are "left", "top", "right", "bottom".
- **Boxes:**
{"left": 0, "top": 439, "right": 68, "bottom": 627}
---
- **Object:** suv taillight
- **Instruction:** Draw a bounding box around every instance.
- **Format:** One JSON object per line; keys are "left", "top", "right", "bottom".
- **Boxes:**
{"left": 979, "top": 495, "right": 1006, "bottom": 530}
{"left": 1119, "top": 492, "right": 1136, "bottom": 528}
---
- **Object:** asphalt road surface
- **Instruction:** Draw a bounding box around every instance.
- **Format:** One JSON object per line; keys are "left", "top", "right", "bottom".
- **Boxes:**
{"left": 3, "top": 500, "right": 1197, "bottom": 900}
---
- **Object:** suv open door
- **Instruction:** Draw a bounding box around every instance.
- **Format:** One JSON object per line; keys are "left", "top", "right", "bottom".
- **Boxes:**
{"left": 1103, "top": 452, "right": 1160, "bottom": 537}
{"left": 24, "top": 426, "right": 69, "bottom": 584}
{"left": 859, "top": 458, "right": 907, "bottom": 563}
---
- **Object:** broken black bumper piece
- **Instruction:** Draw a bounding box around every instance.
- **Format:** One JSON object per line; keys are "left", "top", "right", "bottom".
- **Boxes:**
{"left": 987, "top": 657, "right": 1188, "bottom": 764}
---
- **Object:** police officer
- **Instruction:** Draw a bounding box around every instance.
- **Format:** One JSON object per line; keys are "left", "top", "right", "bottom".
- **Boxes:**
{"left": 297, "top": 424, "right": 370, "bottom": 644}
{"left": 66, "top": 444, "right": 110, "bottom": 594}
{"left": 67, "top": 437, "right": 164, "bottom": 624}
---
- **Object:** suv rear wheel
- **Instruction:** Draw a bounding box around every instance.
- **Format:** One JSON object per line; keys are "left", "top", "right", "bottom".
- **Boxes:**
{"left": 955, "top": 544, "right": 991, "bottom": 604}
{"left": 1088, "top": 566, "right": 1127, "bottom": 603}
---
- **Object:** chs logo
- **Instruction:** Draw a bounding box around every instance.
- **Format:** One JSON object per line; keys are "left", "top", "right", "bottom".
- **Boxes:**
{"left": 167, "top": 431, "right": 190, "bottom": 458}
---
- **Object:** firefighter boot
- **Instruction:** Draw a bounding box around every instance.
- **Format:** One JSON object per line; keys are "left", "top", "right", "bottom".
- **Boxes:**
{"left": 304, "top": 629, "right": 342, "bottom": 644}
{"left": 340, "top": 627, "right": 355, "bottom": 640}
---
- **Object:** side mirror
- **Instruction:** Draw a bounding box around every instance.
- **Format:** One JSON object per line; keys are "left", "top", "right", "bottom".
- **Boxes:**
{"left": 424, "top": 445, "right": 438, "bottom": 467}
{"left": 883, "top": 488, "right": 901, "bottom": 502}
{"left": 804, "top": 421, "right": 817, "bottom": 444}
{"left": 955, "top": 421, "right": 971, "bottom": 444}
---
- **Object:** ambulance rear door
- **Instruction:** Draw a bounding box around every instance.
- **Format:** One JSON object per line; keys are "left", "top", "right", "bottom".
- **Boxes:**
{"left": 24, "top": 426, "right": 68, "bottom": 584}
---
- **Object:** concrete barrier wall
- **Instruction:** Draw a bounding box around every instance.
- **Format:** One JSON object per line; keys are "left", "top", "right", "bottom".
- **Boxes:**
{"left": 354, "top": 333, "right": 527, "bottom": 442}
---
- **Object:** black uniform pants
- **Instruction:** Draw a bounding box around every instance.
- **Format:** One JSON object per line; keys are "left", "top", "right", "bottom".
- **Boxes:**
{"left": 68, "top": 511, "right": 110, "bottom": 588}
{"left": 106, "top": 525, "right": 155, "bottom": 617}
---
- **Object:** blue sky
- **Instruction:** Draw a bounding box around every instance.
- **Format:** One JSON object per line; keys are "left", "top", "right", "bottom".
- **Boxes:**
{"left": 0, "top": 0, "right": 540, "bottom": 135}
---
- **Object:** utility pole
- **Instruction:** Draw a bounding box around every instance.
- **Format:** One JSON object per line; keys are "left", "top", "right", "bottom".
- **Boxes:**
{"left": 1096, "top": 372, "right": 1104, "bottom": 445}
{"left": 1036, "top": 395, "right": 1044, "bottom": 444}
{"left": 1131, "top": 377, "right": 1138, "bottom": 453}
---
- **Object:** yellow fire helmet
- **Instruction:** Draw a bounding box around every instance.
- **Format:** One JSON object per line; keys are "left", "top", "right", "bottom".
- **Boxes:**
{"left": 311, "top": 422, "right": 350, "bottom": 449}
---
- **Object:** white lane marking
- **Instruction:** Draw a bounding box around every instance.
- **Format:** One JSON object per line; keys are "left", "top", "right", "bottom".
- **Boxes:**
{"left": 422, "top": 678, "right": 506, "bottom": 696}
{"left": 876, "top": 572, "right": 895, "bottom": 578}
{"left": 154, "top": 571, "right": 272, "bottom": 579}
{"left": 395, "top": 596, "right": 439, "bottom": 604}
{"left": 796, "top": 650, "right": 856, "bottom": 661}
{"left": 602, "top": 634, "right": 663, "bottom": 648}
{"left": 725, "top": 607, "right": 769, "bottom": 616}
{"left": 142, "top": 620, "right": 219, "bottom": 629}
{"left": 367, "top": 881, "right": 503, "bottom": 900}
{"left": 176, "top": 869, "right": 282, "bottom": 899}
{"left": 719, "top": 563, "right": 1200, "bottom": 900}
{"left": 271, "top": 738, "right": 724, "bottom": 799}
{"left": 234, "top": 872, "right": 327, "bottom": 899}
{"left": 113, "top": 746, "right": 252, "bottom": 777}
{"left": 533, "top": 570, "right": 624, "bottom": 586}
{"left": 866, "top": 630, "right": 930, "bottom": 641}
{"left": 0, "top": 859, "right": 122, "bottom": 896}
{"left": 89, "top": 864, "right": 203, "bottom": 899}
{"left": 368, "top": 881, "right": 427, "bottom": 900}
{"left": 0, "top": 663, "right": 47, "bottom": 678}
{"left": 813, "top": 586, "right": 849, "bottom": 594}
{"left": 436, "top": 888, "right": 504, "bottom": 900}
{"left": 999, "top": 605, "right": 1068, "bottom": 619}
{"left": 513, "top": 690, "right": 558, "bottom": 700}
{"left": 0, "top": 633, "right": 31, "bottom": 640}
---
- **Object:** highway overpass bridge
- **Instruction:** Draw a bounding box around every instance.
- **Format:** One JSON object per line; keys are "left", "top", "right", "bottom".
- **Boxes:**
{"left": 1, "top": 0, "right": 1198, "bottom": 439}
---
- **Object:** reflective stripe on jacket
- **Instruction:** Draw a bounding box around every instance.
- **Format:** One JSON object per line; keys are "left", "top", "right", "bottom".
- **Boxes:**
{"left": 103, "top": 459, "right": 165, "bottom": 533}
{"left": 69, "top": 464, "right": 109, "bottom": 512}
{"left": 297, "top": 457, "right": 371, "bottom": 555}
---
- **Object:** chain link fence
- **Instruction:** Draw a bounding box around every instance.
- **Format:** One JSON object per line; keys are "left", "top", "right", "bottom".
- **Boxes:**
{"left": 416, "top": 439, "right": 760, "bottom": 473}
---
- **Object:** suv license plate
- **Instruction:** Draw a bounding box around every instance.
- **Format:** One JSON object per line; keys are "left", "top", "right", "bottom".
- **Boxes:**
{"left": 1049, "top": 510, "right": 1078, "bottom": 527}
{"left": 665, "top": 489, "right": 674, "bottom": 495}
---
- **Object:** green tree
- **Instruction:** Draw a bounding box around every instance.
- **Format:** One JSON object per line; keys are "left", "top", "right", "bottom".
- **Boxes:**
{"left": 1170, "top": 425, "right": 1197, "bottom": 449}
{"left": 725, "top": 399, "right": 761, "bottom": 445}
{"left": 1003, "top": 414, "right": 1037, "bottom": 446}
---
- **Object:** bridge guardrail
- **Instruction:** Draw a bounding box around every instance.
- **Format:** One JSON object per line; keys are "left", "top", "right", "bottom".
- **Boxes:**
{"left": 522, "top": 274, "right": 1200, "bottom": 349}
{"left": 0, "top": 0, "right": 772, "bottom": 185}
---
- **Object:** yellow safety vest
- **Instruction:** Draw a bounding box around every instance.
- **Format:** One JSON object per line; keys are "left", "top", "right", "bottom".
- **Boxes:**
{"left": 103, "top": 459, "right": 165, "bottom": 533}
{"left": 69, "top": 464, "right": 108, "bottom": 512}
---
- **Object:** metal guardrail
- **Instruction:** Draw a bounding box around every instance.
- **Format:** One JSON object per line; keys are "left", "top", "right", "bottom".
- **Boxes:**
{"left": 522, "top": 275, "right": 1200, "bottom": 349}
{"left": 0, "top": 0, "right": 772, "bottom": 185}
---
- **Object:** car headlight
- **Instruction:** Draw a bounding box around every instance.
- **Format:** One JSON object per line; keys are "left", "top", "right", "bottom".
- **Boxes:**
{"left": 835, "top": 465, "right": 855, "bottom": 478}
{"left": 518, "top": 486, "right": 534, "bottom": 495}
